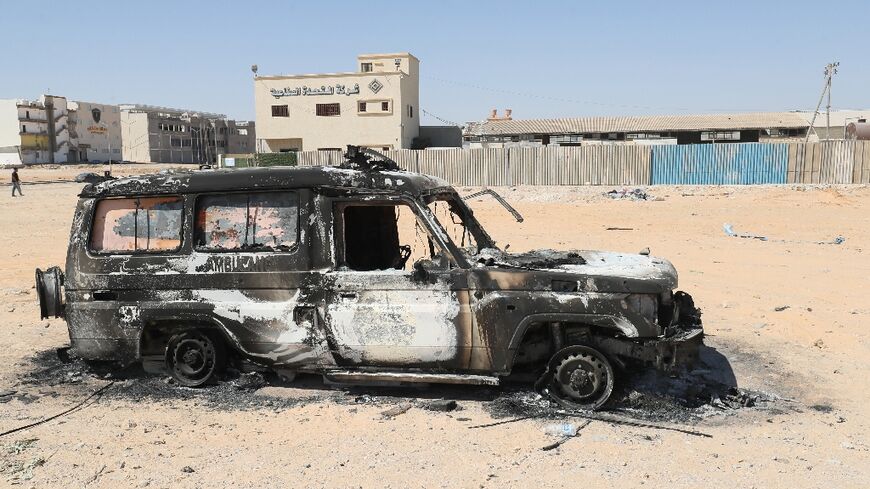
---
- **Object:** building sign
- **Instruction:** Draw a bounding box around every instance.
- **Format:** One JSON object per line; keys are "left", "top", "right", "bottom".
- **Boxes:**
{"left": 92, "top": 108, "right": 102, "bottom": 123}
{"left": 368, "top": 79, "right": 383, "bottom": 94}
{"left": 88, "top": 125, "right": 107, "bottom": 134}
{"left": 270, "top": 83, "right": 360, "bottom": 98}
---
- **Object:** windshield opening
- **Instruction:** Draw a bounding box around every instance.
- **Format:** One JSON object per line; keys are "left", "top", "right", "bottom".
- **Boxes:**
{"left": 424, "top": 193, "right": 495, "bottom": 254}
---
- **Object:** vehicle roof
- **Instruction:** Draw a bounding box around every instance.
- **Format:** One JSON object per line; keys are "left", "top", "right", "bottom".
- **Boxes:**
{"left": 79, "top": 166, "right": 453, "bottom": 198}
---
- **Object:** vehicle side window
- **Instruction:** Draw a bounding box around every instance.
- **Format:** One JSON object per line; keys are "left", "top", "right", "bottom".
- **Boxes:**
{"left": 90, "top": 196, "right": 183, "bottom": 253}
{"left": 195, "top": 191, "right": 298, "bottom": 251}
{"left": 339, "top": 202, "right": 441, "bottom": 271}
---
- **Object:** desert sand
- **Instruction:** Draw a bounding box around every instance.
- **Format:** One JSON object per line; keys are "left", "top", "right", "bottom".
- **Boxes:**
{"left": 1, "top": 165, "right": 868, "bottom": 488}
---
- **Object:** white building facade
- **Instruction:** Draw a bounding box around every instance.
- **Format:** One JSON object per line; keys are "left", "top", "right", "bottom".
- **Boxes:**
{"left": 254, "top": 53, "right": 420, "bottom": 152}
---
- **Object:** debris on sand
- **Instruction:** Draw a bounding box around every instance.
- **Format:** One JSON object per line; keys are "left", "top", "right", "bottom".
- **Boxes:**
{"left": 425, "top": 399, "right": 458, "bottom": 412}
{"left": 605, "top": 188, "right": 655, "bottom": 201}
{"left": 380, "top": 402, "right": 412, "bottom": 419}
{"left": 723, "top": 223, "right": 845, "bottom": 245}
{"left": 231, "top": 372, "right": 267, "bottom": 391}
{"left": 774, "top": 305, "right": 791, "bottom": 312}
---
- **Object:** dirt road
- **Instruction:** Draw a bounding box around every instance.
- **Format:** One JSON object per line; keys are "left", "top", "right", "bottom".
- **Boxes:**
{"left": 1, "top": 172, "right": 868, "bottom": 488}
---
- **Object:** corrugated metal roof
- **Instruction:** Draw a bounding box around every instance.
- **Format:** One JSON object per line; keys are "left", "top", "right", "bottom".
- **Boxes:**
{"left": 464, "top": 112, "right": 811, "bottom": 136}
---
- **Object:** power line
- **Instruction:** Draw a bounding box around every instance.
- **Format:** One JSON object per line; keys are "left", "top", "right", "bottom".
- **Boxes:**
{"left": 420, "top": 108, "right": 462, "bottom": 127}
{"left": 423, "top": 75, "right": 764, "bottom": 114}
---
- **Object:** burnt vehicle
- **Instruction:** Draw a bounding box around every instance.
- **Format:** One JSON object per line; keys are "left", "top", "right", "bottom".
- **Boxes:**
{"left": 35, "top": 146, "right": 702, "bottom": 410}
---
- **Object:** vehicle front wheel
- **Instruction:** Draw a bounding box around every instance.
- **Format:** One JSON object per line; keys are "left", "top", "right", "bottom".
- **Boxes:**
{"left": 538, "top": 345, "right": 615, "bottom": 411}
{"left": 165, "top": 330, "right": 226, "bottom": 387}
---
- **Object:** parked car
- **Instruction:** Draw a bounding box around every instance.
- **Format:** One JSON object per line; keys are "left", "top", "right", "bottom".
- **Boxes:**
{"left": 36, "top": 147, "right": 702, "bottom": 409}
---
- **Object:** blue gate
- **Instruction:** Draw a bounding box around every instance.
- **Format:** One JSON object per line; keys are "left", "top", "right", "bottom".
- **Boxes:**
{"left": 651, "top": 143, "right": 788, "bottom": 185}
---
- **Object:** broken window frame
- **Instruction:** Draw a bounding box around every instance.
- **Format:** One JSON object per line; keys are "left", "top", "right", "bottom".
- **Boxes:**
{"left": 87, "top": 195, "right": 185, "bottom": 256}
{"left": 421, "top": 191, "right": 496, "bottom": 254}
{"left": 193, "top": 190, "right": 301, "bottom": 254}
{"left": 331, "top": 196, "right": 459, "bottom": 272}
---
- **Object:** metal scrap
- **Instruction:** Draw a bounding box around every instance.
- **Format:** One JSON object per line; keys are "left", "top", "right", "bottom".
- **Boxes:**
{"left": 379, "top": 402, "right": 412, "bottom": 419}
{"left": 723, "top": 223, "right": 845, "bottom": 245}
{"left": 541, "top": 420, "right": 592, "bottom": 451}
{"left": 605, "top": 188, "right": 655, "bottom": 201}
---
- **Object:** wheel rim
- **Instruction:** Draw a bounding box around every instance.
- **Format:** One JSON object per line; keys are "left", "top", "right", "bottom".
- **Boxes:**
{"left": 167, "top": 332, "right": 218, "bottom": 386}
{"left": 548, "top": 345, "right": 614, "bottom": 410}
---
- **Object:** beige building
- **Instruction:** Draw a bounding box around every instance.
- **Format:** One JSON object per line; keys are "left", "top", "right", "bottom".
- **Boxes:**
{"left": 121, "top": 105, "right": 255, "bottom": 164}
{"left": 254, "top": 53, "right": 420, "bottom": 152}
{"left": 0, "top": 94, "right": 121, "bottom": 165}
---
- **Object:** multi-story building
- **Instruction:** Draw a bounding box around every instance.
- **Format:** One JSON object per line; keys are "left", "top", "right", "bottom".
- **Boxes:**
{"left": 0, "top": 94, "right": 121, "bottom": 165}
{"left": 254, "top": 53, "right": 421, "bottom": 152}
{"left": 69, "top": 100, "right": 122, "bottom": 163}
{"left": 120, "top": 104, "right": 255, "bottom": 164}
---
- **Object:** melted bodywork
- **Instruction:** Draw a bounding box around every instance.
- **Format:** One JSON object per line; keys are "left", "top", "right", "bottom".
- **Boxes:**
{"left": 48, "top": 161, "right": 702, "bottom": 384}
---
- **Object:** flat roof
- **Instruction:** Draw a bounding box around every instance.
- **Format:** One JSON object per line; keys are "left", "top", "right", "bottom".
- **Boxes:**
{"left": 80, "top": 165, "right": 451, "bottom": 198}
{"left": 464, "top": 111, "right": 813, "bottom": 136}
{"left": 119, "top": 104, "right": 226, "bottom": 120}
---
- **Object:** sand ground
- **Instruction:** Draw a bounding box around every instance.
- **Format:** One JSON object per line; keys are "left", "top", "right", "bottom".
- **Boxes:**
{"left": 0, "top": 166, "right": 868, "bottom": 488}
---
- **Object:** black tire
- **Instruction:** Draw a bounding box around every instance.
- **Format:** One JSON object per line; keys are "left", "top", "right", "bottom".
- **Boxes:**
{"left": 539, "top": 345, "right": 615, "bottom": 411}
{"left": 35, "top": 267, "right": 64, "bottom": 319}
{"left": 165, "top": 330, "right": 226, "bottom": 387}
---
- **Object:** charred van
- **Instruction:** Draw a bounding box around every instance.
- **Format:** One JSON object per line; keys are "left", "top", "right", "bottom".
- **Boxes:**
{"left": 36, "top": 147, "right": 703, "bottom": 409}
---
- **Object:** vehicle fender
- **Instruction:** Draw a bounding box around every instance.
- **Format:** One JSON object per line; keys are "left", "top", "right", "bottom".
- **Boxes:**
{"left": 506, "top": 312, "right": 640, "bottom": 353}
{"left": 138, "top": 311, "right": 246, "bottom": 358}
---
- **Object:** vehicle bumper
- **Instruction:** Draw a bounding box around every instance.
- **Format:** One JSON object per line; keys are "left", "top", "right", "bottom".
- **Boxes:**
{"left": 652, "top": 290, "right": 703, "bottom": 370}
{"left": 651, "top": 325, "right": 703, "bottom": 371}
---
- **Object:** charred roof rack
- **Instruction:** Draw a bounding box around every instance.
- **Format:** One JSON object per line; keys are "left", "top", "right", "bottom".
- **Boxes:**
{"left": 342, "top": 145, "right": 401, "bottom": 172}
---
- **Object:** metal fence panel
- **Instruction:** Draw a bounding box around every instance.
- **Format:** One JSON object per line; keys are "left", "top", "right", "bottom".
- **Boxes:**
{"left": 854, "top": 141, "right": 870, "bottom": 184}
{"left": 787, "top": 141, "right": 868, "bottom": 184}
{"left": 652, "top": 143, "right": 788, "bottom": 185}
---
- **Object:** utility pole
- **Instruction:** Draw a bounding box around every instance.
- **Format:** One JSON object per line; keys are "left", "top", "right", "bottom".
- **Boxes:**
{"left": 805, "top": 62, "right": 839, "bottom": 142}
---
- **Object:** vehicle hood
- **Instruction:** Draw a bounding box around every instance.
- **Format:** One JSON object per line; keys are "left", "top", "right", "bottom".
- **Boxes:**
{"left": 469, "top": 248, "right": 678, "bottom": 293}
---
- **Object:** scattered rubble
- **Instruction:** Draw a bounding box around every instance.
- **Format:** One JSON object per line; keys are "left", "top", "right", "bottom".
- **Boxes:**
{"left": 605, "top": 188, "right": 656, "bottom": 201}
{"left": 18, "top": 345, "right": 780, "bottom": 427}
{"left": 425, "top": 399, "right": 458, "bottom": 412}
{"left": 723, "top": 223, "right": 845, "bottom": 245}
{"left": 380, "top": 402, "right": 412, "bottom": 418}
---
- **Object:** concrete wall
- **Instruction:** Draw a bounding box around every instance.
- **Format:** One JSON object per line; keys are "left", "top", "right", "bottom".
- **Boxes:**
{"left": 121, "top": 111, "right": 152, "bottom": 163}
{"left": 419, "top": 126, "right": 462, "bottom": 148}
{"left": 0, "top": 100, "right": 21, "bottom": 149}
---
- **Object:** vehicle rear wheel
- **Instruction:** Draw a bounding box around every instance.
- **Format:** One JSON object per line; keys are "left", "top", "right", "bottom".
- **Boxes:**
{"left": 540, "top": 345, "right": 615, "bottom": 411}
{"left": 165, "top": 330, "right": 226, "bottom": 387}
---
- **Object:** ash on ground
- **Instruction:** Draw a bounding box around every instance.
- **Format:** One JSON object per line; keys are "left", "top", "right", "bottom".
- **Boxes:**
{"left": 486, "top": 345, "right": 780, "bottom": 424}
{"left": 20, "top": 344, "right": 778, "bottom": 423}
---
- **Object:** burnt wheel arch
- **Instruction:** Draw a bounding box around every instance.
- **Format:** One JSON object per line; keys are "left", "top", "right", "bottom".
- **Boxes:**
{"left": 505, "top": 314, "right": 638, "bottom": 373}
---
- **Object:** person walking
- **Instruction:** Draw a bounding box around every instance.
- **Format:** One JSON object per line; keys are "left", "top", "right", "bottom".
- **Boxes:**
{"left": 11, "top": 168, "right": 23, "bottom": 197}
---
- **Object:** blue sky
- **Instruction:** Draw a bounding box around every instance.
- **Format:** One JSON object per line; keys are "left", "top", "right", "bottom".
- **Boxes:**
{"left": 1, "top": 0, "right": 867, "bottom": 123}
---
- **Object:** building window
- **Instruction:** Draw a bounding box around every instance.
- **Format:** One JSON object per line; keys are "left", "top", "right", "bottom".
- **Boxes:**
{"left": 361, "top": 62, "right": 373, "bottom": 73}
{"left": 25, "top": 111, "right": 30, "bottom": 119}
{"left": 381, "top": 101, "right": 390, "bottom": 112}
{"left": 21, "top": 125, "right": 26, "bottom": 133}
{"left": 358, "top": 102, "right": 367, "bottom": 113}
{"left": 408, "top": 105, "right": 413, "bottom": 118}
{"left": 271, "top": 105, "right": 289, "bottom": 117}
{"left": 316, "top": 103, "right": 341, "bottom": 117}
{"left": 701, "top": 131, "right": 740, "bottom": 141}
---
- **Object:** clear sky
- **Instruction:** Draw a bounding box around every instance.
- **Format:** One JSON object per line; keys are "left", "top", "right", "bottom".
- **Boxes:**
{"left": 1, "top": 0, "right": 867, "bottom": 124}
